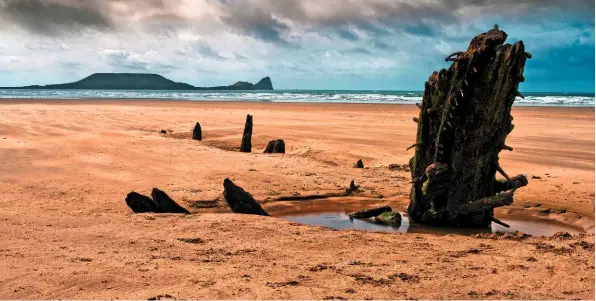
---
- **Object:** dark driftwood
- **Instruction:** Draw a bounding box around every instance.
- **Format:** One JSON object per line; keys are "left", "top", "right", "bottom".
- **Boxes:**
{"left": 407, "top": 26, "right": 529, "bottom": 227}
{"left": 223, "top": 178, "right": 269, "bottom": 216}
{"left": 240, "top": 114, "right": 253, "bottom": 152}
{"left": 269, "top": 180, "right": 362, "bottom": 202}
{"left": 349, "top": 206, "right": 392, "bottom": 219}
{"left": 151, "top": 188, "right": 190, "bottom": 214}
{"left": 126, "top": 192, "right": 158, "bottom": 213}
{"left": 355, "top": 159, "right": 364, "bottom": 168}
{"left": 125, "top": 189, "right": 190, "bottom": 214}
{"left": 264, "top": 139, "right": 285, "bottom": 153}
{"left": 345, "top": 180, "right": 361, "bottom": 195}
{"left": 192, "top": 122, "right": 202, "bottom": 141}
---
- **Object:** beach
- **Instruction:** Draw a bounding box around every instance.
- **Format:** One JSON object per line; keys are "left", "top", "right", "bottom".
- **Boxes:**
{"left": 0, "top": 100, "right": 594, "bottom": 299}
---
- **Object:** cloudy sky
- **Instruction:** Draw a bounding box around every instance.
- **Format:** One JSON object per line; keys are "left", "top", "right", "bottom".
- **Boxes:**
{"left": 0, "top": 0, "right": 594, "bottom": 92}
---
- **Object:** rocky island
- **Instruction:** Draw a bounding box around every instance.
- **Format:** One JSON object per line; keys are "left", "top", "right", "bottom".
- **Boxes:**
{"left": 3, "top": 73, "right": 274, "bottom": 90}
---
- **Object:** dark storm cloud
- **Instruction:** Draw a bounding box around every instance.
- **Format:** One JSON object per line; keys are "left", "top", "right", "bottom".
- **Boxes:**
{"left": 0, "top": 0, "right": 181, "bottom": 35}
{"left": 214, "top": 0, "right": 456, "bottom": 44}
{"left": 0, "top": 0, "right": 593, "bottom": 42}
{"left": 217, "top": 1, "right": 295, "bottom": 45}
{"left": 214, "top": 0, "right": 594, "bottom": 44}
{"left": 0, "top": 0, "right": 113, "bottom": 35}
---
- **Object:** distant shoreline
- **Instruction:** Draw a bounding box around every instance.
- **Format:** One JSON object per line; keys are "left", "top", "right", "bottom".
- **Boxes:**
{"left": 0, "top": 98, "right": 594, "bottom": 109}
{"left": 0, "top": 88, "right": 593, "bottom": 107}
{"left": 0, "top": 88, "right": 593, "bottom": 95}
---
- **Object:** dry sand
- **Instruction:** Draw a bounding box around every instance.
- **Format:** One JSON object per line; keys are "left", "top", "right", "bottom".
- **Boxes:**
{"left": 0, "top": 100, "right": 594, "bottom": 299}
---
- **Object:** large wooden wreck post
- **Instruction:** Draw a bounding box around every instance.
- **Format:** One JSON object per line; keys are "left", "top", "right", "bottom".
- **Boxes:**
{"left": 240, "top": 114, "right": 253, "bottom": 152}
{"left": 408, "top": 26, "right": 529, "bottom": 228}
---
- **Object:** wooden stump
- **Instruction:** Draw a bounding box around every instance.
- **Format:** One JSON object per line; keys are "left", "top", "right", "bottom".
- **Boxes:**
{"left": 240, "top": 114, "right": 253, "bottom": 152}
{"left": 192, "top": 122, "right": 202, "bottom": 141}
{"left": 345, "top": 180, "right": 361, "bottom": 195}
{"left": 151, "top": 188, "right": 190, "bottom": 214}
{"left": 354, "top": 159, "right": 364, "bottom": 168}
{"left": 223, "top": 178, "right": 269, "bottom": 216}
{"left": 407, "top": 25, "right": 530, "bottom": 228}
{"left": 125, "top": 189, "right": 190, "bottom": 214}
{"left": 125, "top": 192, "right": 158, "bottom": 213}
{"left": 264, "top": 139, "right": 285, "bottom": 153}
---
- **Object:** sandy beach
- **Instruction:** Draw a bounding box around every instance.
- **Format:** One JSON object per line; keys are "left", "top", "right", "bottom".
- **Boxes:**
{"left": 0, "top": 100, "right": 594, "bottom": 299}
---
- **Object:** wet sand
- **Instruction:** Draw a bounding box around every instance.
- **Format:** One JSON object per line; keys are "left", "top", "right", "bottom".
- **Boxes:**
{"left": 0, "top": 100, "right": 594, "bottom": 299}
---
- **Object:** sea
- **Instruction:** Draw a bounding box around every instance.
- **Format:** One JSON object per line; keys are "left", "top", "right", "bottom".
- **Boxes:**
{"left": 0, "top": 89, "right": 593, "bottom": 107}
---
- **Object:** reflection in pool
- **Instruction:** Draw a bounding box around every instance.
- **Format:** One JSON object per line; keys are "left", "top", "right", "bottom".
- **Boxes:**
{"left": 281, "top": 212, "right": 583, "bottom": 236}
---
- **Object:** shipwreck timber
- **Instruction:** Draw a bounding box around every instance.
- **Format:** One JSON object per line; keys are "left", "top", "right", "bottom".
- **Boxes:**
{"left": 407, "top": 25, "right": 529, "bottom": 227}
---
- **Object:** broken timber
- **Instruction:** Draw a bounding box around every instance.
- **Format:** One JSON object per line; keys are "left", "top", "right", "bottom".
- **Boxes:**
{"left": 263, "top": 139, "right": 285, "bottom": 153}
{"left": 407, "top": 25, "right": 530, "bottom": 228}
{"left": 192, "top": 122, "right": 202, "bottom": 141}
{"left": 240, "top": 114, "right": 253, "bottom": 152}
{"left": 223, "top": 178, "right": 269, "bottom": 216}
{"left": 125, "top": 189, "right": 190, "bottom": 214}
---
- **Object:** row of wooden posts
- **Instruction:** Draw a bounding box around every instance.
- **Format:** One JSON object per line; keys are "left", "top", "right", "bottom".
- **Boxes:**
{"left": 191, "top": 114, "right": 285, "bottom": 154}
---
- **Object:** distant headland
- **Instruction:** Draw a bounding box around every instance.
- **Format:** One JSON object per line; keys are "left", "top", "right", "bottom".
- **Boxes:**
{"left": 2, "top": 73, "right": 274, "bottom": 91}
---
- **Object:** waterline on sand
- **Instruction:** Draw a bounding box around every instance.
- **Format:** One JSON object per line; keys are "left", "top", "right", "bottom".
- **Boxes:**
{"left": 0, "top": 89, "right": 593, "bottom": 107}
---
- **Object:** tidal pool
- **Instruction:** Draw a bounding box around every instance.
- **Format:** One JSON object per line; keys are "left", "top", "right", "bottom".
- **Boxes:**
{"left": 281, "top": 211, "right": 583, "bottom": 236}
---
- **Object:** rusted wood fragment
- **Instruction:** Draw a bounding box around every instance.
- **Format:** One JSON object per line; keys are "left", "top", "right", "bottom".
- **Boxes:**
{"left": 407, "top": 143, "right": 421, "bottom": 151}
{"left": 493, "top": 174, "right": 528, "bottom": 193}
{"left": 456, "top": 192, "right": 514, "bottom": 216}
{"left": 445, "top": 51, "right": 465, "bottom": 62}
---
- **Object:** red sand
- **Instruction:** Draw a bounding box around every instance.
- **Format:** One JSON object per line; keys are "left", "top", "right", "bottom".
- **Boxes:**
{"left": 0, "top": 100, "right": 593, "bottom": 299}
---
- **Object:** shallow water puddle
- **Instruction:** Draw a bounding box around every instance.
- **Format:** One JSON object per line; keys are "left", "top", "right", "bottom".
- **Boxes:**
{"left": 280, "top": 212, "right": 583, "bottom": 236}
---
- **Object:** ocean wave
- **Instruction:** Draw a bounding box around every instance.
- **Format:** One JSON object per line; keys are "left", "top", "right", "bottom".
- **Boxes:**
{"left": 0, "top": 89, "right": 593, "bottom": 107}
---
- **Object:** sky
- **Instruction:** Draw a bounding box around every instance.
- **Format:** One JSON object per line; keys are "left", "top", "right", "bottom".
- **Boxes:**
{"left": 0, "top": 0, "right": 594, "bottom": 92}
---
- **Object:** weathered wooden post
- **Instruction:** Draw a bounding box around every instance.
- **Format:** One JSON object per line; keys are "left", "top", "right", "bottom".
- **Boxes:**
{"left": 125, "top": 189, "right": 190, "bottom": 214}
{"left": 223, "top": 178, "right": 269, "bottom": 216}
{"left": 263, "top": 139, "right": 285, "bottom": 153}
{"left": 407, "top": 25, "right": 529, "bottom": 228}
{"left": 240, "top": 114, "right": 253, "bottom": 152}
{"left": 192, "top": 122, "right": 202, "bottom": 141}
{"left": 354, "top": 159, "right": 364, "bottom": 168}
{"left": 151, "top": 188, "right": 190, "bottom": 214}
